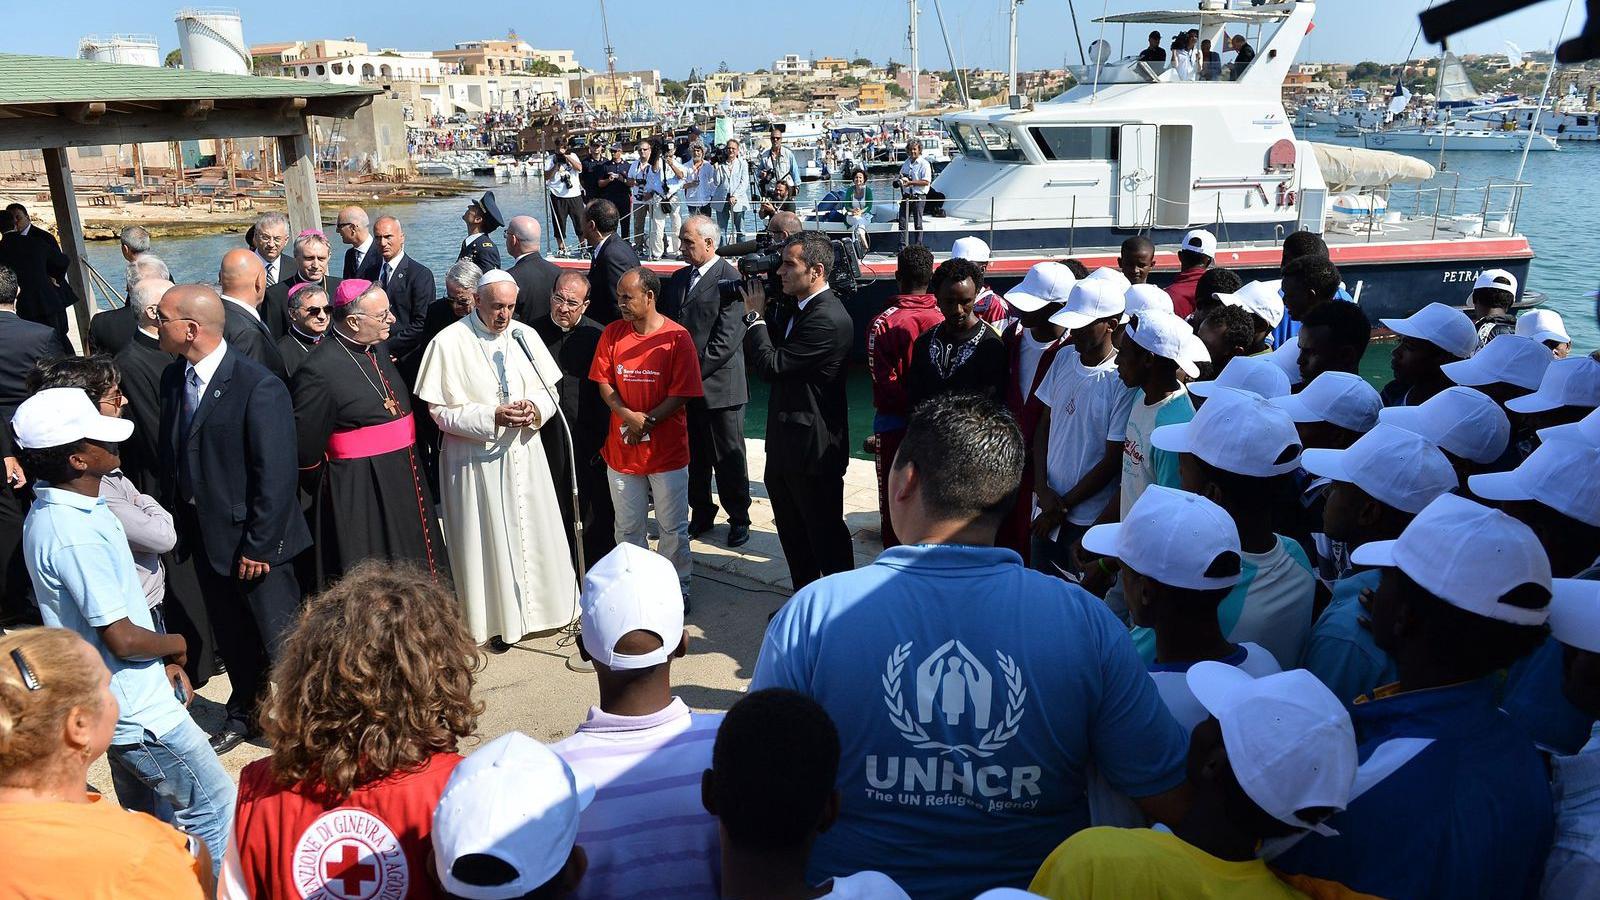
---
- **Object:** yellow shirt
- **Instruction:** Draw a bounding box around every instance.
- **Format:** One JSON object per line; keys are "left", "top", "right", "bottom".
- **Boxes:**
{"left": 0, "top": 793, "right": 204, "bottom": 900}
{"left": 1029, "top": 827, "right": 1309, "bottom": 900}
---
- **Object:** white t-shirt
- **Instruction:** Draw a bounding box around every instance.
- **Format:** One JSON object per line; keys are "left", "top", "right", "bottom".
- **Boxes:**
{"left": 545, "top": 157, "right": 583, "bottom": 199}
{"left": 1119, "top": 387, "right": 1195, "bottom": 520}
{"left": 1228, "top": 538, "right": 1317, "bottom": 669}
{"left": 1036, "top": 347, "right": 1137, "bottom": 525}
{"left": 1017, "top": 330, "right": 1055, "bottom": 402}
{"left": 823, "top": 871, "right": 913, "bottom": 899}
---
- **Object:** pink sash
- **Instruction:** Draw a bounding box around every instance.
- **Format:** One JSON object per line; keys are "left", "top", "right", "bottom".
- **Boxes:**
{"left": 325, "top": 414, "right": 415, "bottom": 460}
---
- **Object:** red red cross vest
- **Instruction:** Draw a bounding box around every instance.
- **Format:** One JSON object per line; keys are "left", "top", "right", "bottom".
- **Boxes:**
{"left": 232, "top": 752, "right": 462, "bottom": 900}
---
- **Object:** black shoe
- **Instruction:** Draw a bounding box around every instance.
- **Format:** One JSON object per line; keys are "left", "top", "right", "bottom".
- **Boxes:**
{"left": 688, "top": 514, "right": 717, "bottom": 538}
{"left": 209, "top": 726, "right": 251, "bottom": 755}
{"left": 484, "top": 637, "right": 513, "bottom": 655}
{"left": 727, "top": 523, "right": 751, "bottom": 547}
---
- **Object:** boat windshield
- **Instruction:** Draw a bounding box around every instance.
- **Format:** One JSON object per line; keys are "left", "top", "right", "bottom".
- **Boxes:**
{"left": 976, "top": 124, "right": 1026, "bottom": 161}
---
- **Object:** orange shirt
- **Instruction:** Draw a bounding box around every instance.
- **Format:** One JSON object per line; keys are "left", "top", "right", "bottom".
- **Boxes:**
{"left": 588, "top": 318, "right": 704, "bottom": 475}
{"left": 0, "top": 793, "right": 204, "bottom": 899}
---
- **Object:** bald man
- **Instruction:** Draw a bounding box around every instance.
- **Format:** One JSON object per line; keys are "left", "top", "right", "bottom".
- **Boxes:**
{"left": 370, "top": 215, "right": 436, "bottom": 376}
{"left": 217, "top": 248, "right": 288, "bottom": 381}
{"left": 506, "top": 215, "right": 561, "bottom": 326}
{"left": 156, "top": 283, "right": 309, "bottom": 753}
{"left": 337, "top": 205, "right": 380, "bottom": 281}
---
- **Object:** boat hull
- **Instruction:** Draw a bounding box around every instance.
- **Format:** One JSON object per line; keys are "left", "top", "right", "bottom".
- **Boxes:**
{"left": 1364, "top": 130, "right": 1559, "bottom": 152}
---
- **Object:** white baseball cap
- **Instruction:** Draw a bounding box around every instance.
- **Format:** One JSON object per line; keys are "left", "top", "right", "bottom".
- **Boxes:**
{"left": 1050, "top": 278, "right": 1127, "bottom": 330}
{"left": 1180, "top": 228, "right": 1217, "bottom": 258}
{"left": 1269, "top": 336, "right": 1303, "bottom": 386}
{"left": 1301, "top": 423, "right": 1458, "bottom": 514}
{"left": 1350, "top": 494, "right": 1552, "bottom": 626}
{"left": 1516, "top": 308, "right": 1571, "bottom": 346}
{"left": 1506, "top": 357, "right": 1600, "bottom": 414}
{"left": 1186, "top": 663, "right": 1357, "bottom": 836}
{"left": 1548, "top": 578, "right": 1600, "bottom": 654}
{"left": 1469, "top": 439, "right": 1600, "bottom": 527}
{"left": 951, "top": 236, "right": 991, "bottom": 263}
{"left": 1539, "top": 405, "right": 1600, "bottom": 446}
{"left": 1379, "top": 302, "right": 1479, "bottom": 361}
{"left": 11, "top": 387, "right": 134, "bottom": 450}
{"left": 1439, "top": 334, "right": 1552, "bottom": 391}
{"left": 579, "top": 543, "right": 684, "bottom": 670}
{"left": 1379, "top": 386, "right": 1511, "bottom": 464}
{"left": 1128, "top": 309, "right": 1208, "bottom": 379}
{"left": 1189, "top": 355, "right": 1293, "bottom": 401}
{"left": 1270, "top": 371, "right": 1382, "bottom": 433}
{"left": 1469, "top": 267, "right": 1518, "bottom": 298}
{"left": 1082, "top": 485, "right": 1241, "bottom": 590}
{"left": 1083, "top": 266, "right": 1132, "bottom": 293}
{"left": 1124, "top": 283, "right": 1174, "bottom": 324}
{"left": 432, "top": 732, "right": 594, "bottom": 900}
{"left": 1004, "top": 261, "right": 1075, "bottom": 313}
{"left": 1151, "top": 387, "right": 1303, "bottom": 477}
{"left": 1216, "top": 279, "right": 1286, "bottom": 329}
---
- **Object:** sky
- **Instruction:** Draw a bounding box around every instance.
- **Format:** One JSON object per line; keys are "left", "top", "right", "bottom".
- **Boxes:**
{"left": 4, "top": 1, "right": 1582, "bottom": 77}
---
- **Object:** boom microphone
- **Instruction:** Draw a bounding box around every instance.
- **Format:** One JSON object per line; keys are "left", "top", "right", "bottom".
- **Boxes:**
{"left": 716, "top": 239, "right": 767, "bottom": 257}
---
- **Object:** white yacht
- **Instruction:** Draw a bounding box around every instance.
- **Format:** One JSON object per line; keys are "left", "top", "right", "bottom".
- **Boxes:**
{"left": 1364, "top": 126, "right": 1558, "bottom": 153}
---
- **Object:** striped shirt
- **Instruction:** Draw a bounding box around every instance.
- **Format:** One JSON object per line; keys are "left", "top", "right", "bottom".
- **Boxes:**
{"left": 552, "top": 698, "right": 722, "bottom": 900}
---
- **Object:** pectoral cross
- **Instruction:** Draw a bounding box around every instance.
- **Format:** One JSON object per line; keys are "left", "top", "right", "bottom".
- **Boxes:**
{"left": 384, "top": 396, "right": 400, "bottom": 417}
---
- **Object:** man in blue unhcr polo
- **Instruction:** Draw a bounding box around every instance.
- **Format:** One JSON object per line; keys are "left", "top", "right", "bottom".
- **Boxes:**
{"left": 751, "top": 393, "right": 1189, "bottom": 899}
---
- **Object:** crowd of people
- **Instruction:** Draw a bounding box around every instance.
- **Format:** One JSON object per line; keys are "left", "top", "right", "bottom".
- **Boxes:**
{"left": 0, "top": 186, "right": 1598, "bottom": 900}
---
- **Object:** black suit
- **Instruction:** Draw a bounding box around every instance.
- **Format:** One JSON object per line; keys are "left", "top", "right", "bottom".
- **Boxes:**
{"left": 377, "top": 254, "right": 436, "bottom": 374}
{"left": 533, "top": 315, "right": 615, "bottom": 568}
{"left": 745, "top": 289, "right": 855, "bottom": 588}
{"left": 342, "top": 242, "right": 381, "bottom": 282}
{"left": 89, "top": 305, "right": 138, "bottom": 355}
{"left": 0, "top": 310, "right": 70, "bottom": 624}
{"left": 222, "top": 298, "right": 289, "bottom": 382}
{"left": 158, "top": 348, "right": 309, "bottom": 732}
{"left": 257, "top": 253, "right": 294, "bottom": 293}
{"left": 510, "top": 251, "right": 562, "bottom": 326}
{"left": 262, "top": 273, "right": 341, "bottom": 339}
{"left": 0, "top": 226, "right": 71, "bottom": 335}
{"left": 587, "top": 234, "right": 638, "bottom": 327}
{"left": 665, "top": 260, "right": 751, "bottom": 528}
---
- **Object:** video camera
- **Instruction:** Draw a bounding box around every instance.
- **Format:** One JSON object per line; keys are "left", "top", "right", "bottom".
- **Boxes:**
{"left": 714, "top": 231, "right": 862, "bottom": 305}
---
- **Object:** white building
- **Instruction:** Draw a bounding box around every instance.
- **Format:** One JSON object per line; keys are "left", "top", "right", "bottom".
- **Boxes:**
{"left": 773, "top": 54, "right": 812, "bottom": 76}
{"left": 279, "top": 50, "right": 444, "bottom": 84}
{"left": 410, "top": 74, "right": 571, "bottom": 118}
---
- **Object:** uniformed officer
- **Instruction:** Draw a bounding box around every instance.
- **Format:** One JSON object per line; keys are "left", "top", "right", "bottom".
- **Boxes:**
{"left": 460, "top": 190, "right": 504, "bottom": 272}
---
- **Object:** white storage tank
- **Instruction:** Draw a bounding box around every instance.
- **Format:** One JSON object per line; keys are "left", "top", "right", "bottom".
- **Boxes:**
{"left": 78, "top": 34, "right": 162, "bottom": 67}
{"left": 174, "top": 8, "right": 250, "bottom": 75}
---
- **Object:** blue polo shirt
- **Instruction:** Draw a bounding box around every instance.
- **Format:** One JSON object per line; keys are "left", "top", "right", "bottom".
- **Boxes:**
{"left": 751, "top": 543, "right": 1188, "bottom": 900}
{"left": 1301, "top": 569, "right": 1395, "bottom": 703}
{"left": 1272, "top": 678, "right": 1554, "bottom": 900}
{"left": 22, "top": 485, "right": 187, "bottom": 745}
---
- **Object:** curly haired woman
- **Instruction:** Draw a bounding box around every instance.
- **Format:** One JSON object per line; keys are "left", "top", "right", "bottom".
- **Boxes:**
{"left": 0, "top": 627, "right": 209, "bottom": 899}
{"left": 218, "top": 562, "right": 484, "bottom": 900}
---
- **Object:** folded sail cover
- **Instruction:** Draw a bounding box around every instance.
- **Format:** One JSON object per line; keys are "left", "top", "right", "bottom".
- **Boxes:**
{"left": 1310, "top": 142, "right": 1436, "bottom": 192}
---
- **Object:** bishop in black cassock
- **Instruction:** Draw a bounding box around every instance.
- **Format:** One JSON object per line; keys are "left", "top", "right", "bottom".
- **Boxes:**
{"left": 290, "top": 280, "right": 447, "bottom": 587}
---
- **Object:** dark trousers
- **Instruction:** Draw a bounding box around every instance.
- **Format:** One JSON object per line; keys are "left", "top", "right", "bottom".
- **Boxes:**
{"left": 577, "top": 455, "right": 617, "bottom": 570}
{"left": 873, "top": 428, "right": 906, "bottom": 550}
{"left": 180, "top": 506, "right": 302, "bottom": 732}
{"left": 898, "top": 196, "right": 926, "bottom": 248}
{"left": 0, "top": 484, "right": 38, "bottom": 627}
{"left": 688, "top": 400, "right": 751, "bottom": 527}
{"left": 766, "top": 466, "right": 854, "bottom": 590}
{"left": 550, "top": 195, "right": 585, "bottom": 247}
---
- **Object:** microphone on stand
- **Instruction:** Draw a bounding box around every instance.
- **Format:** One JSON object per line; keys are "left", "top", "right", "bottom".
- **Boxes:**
{"left": 513, "top": 329, "right": 587, "bottom": 580}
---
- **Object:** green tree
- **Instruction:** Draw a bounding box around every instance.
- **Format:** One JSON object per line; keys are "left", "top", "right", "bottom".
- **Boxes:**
{"left": 164, "top": 48, "right": 182, "bottom": 68}
{"left": 886, "top": 60, "right": 904, "bottom": 77}
{"left": 1348, "top": 61, "right": 1384, "bottom": 82}
{"left": 851, "top": 57, "right": 872, "bottom": 67}
{"left": 754, "top": 68, "right": 770, "bottom": 75}
{"left": 887, "top": 82, "right": 908, "bottom": 99}
{"left": 527, "top": 59, "right": 562, "bottom": 77}
{"left": 662, "top": 79, "right": 688, "bottom": 100}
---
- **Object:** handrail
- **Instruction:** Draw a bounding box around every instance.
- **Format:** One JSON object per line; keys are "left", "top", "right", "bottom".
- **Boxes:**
{"left": 84, "top": 259, "right": 124, "bottom": 312}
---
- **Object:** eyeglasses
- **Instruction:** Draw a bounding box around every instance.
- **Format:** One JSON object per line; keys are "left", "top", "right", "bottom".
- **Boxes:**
{"left": 153, "top": 310, "right": 196, "bottom": 326}
{"left": 552, "top": 295, "right": 588, "bottom": 309}
{"left": 349, "top": 307, "right": 395, "bottom": 321}
{"left": 335, "top": 222, "right": 356, "bottom": 231}
{"left": 256, "top": 233, "right": 287, "bottom": 246}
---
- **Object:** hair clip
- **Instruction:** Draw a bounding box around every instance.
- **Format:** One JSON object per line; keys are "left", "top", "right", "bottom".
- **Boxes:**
{"left": 10, "top": 648, "right": 41, "bottom": 691}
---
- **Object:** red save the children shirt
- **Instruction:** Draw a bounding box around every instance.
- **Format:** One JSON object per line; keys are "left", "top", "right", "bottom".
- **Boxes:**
{"left": 589, "top": 318, "right": 704, "bottom": 475}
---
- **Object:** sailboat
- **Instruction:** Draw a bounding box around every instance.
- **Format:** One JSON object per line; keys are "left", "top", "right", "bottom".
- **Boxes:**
{"left": 1364, "top": 52, "right": 1557, "bottom": 152}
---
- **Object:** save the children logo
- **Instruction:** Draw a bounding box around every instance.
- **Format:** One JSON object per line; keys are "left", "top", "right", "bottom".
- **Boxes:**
{"left": 883, "top": 640, "right": 1027, "bottom": 758}
{"left": 292, "top": 808, "right": 408, "bottom": 900}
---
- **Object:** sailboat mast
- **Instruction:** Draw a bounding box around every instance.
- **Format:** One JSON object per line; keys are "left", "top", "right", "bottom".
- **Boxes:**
{"left": 598, "top": 0, "right": 622, "bottom": 115}
{"left": 909, "top": 0, "right": 920, "bottom": 112}
{"left": 1009, "top": 0, "right": 1023, "bottom": 99}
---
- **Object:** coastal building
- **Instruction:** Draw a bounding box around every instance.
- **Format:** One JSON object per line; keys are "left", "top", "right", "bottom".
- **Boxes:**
{"left": 393, "top": 74, "right": 570, "bottom": 119}
{"left": 773, "top": 54, "right": 812, "bottom": 76}
{"left": 278, "top": 50, "right": 444, "bottom": 85}
{"left": 571, "top": 70, "right": 663, "bottom": 113}
{"left": 706, "top": 72, "right": 758, "bottom": 103}
{"left": 857, "top": 82, "right": 893, "bottom": 111}
{"left": 896, "top": 69, "right": 945, "bottom": 99}
{"left": 814, "top": 57, "right": 849, "bottom": 76}
{"left": 434, "top": 35, "right": 574, "bottom": 76}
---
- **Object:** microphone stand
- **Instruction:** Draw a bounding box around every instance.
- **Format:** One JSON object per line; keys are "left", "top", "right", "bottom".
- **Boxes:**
{"left": 512, "top": 329, "right": 592, "bottom": 672}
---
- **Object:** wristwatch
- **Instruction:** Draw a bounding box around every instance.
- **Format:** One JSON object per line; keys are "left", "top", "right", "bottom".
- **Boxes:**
{"left": 643, "top": 413, "right": 659, "bottom": 431}
{"left": 743, "top": 310, "right": 763, "bottom": 327}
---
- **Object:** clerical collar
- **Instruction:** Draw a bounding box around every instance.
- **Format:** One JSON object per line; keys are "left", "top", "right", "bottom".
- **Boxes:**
{"left": 290, "top": 324, "right": 321, "bottom": 343}
{"left": 332, "top": 328, "right": 374, "bottom": 353}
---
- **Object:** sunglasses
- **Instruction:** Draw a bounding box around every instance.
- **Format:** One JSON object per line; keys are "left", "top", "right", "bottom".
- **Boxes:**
{"left": 301, "top": 305, "right": 330, "bottom": 317}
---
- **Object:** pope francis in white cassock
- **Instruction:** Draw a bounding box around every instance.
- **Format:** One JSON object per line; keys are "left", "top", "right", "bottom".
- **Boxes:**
{"left": 415, "top": 270, "right": 576, "bottom": 644}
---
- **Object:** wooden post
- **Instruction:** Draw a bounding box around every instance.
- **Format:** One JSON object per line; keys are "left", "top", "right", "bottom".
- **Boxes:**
{"left": 42, "top": 147, "right": 93, "bottom": 350}
{"left": 277, "top": 127, "right": 322, "bottom": 233}
{"left": 131, "top": 142, "right": 144, "bottom": 192}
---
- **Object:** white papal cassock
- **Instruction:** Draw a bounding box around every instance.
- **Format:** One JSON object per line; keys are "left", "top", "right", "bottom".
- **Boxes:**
{"left": 415, "top": 312, "right": 577, "bottom": 643}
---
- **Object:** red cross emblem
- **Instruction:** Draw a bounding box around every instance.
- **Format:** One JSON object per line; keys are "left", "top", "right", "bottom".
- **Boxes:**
{"left": 325, "top": 845, "right": 377, "bottom": 896}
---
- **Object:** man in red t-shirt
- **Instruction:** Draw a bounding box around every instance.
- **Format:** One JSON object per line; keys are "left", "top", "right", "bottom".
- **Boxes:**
{"left": 589, "top": 267, "right": 705, "bottom": 599}
{"left": 866, "top": 245, "right": 943, "bottom": 548}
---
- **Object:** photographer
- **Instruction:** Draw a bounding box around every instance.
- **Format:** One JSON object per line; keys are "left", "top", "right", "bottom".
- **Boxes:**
{"left": 627, "top": 139, "right": 661, "bottom": 256}
{"left": 739, "top": 233, "right": 855, "bottom": 589}
{"left": 545, "top": 143, "right": 585, "bottom": 256}
{"left": 683, "top": 141, "right": 720, "bottom": 219}
{"left": 715, "top": 138, "right": 754, "bottom": 245}
{"left": 755, "top": 126, "right": 799, "bottom": 201}
{"left": 759, "top": 179, "right": 797, "bottom": 222}
{"left": 895, "top": 140, "right": 933, "bottom": 249}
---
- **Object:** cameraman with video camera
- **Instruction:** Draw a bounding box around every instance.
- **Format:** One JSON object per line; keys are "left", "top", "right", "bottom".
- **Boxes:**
{"left": 738, "top": 232, "right": 854, "bottom": 588}
{"left": 545, "top": 141, "right": 585, "bottom": 256}
{"left": 895, "top": 139, "right": 933, "bottom": 249}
